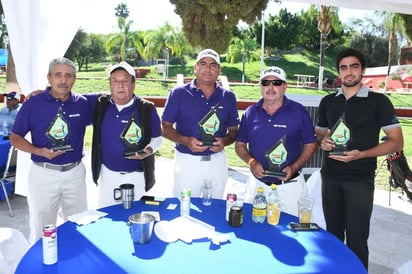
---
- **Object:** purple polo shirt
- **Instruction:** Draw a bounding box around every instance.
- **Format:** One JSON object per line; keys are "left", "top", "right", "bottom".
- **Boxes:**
{"left": 162, "top": 79, "right": 239, "bottom": 155}
{"left": 87, "top": 94, "right": 162, "bottom": 172}
{"left": 237, "top": 97, "right": 316, "bottom": 182}
{"left": 12, "top": 87, "right": 92, "bottom": 164}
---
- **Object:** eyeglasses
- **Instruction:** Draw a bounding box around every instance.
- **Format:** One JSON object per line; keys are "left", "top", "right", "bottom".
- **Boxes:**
{"left": 261, "top": 79, "right": 285, "bottom": 86}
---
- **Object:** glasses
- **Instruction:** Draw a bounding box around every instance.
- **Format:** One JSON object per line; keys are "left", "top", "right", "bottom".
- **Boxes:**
{"left": 261, "top": 79, "right": 285, "bottom": 86}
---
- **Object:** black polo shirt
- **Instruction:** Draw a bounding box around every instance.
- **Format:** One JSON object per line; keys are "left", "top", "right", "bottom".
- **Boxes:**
{"left": 317, "top": 85, "right": 400, "bottom": 179}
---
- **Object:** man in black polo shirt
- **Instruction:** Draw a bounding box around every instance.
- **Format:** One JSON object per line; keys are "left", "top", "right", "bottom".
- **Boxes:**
{"left": 316, "top": 48, "right": 404, "bottom": 270}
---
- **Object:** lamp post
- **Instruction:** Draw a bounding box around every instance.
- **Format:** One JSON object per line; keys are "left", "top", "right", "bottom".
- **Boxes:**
{"left": 260, "top": 10, "right": 265, "bottom": 75}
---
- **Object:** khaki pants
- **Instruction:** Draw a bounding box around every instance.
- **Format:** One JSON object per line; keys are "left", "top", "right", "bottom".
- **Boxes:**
{"left": 28, "top": 162, "right": 86, "bottom": 244}
{"left": 173, "top": 150, "right": 228, "bottom": 199}
{"left": 98, "top": 164, "right": 145, "bottom": 208}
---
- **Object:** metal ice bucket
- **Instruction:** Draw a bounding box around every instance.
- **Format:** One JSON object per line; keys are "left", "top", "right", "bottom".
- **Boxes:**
{"left": 128, "top": 213, "right": 155, "bottom": 244}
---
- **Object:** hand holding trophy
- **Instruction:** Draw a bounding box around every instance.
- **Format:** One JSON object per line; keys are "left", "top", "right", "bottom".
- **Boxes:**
{"left": 46, "top": 107, "right": 73, "bottom": 152}
{"left": 328, "top": 113, "right": 351, "bottom": 156}
{"left": 264, "top": 135, "right": 288, "bottom": 179}
{"left": 198, "top": 105, "right": 220, "bottom": 147}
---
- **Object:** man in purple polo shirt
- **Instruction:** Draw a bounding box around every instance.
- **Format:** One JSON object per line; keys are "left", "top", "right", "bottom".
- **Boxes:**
{"left": 10, "top": 57, "right": 92, "bottom": 243}
{"left": 235, "top": 66, "right": 317, "bottom": 216}
{"left": 162, "top": 49, "right": 239, "bottom": 199}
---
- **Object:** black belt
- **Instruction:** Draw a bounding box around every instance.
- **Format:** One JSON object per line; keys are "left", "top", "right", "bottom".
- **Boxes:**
{"left": 34, "top": 161, "right": 81, "bottom": 172}
{"left": 262, "top": 172, "right": 300, "bottom": 186}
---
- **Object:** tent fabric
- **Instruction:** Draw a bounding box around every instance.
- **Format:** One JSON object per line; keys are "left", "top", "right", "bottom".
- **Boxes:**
{"left": 283, "top": 0, "right": 412, "bottom": 15}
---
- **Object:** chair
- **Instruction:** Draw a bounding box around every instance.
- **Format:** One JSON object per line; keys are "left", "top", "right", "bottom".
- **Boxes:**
{"left": 0, "top": 227, "right": 30, "bottom": 274}
{"left": 0, "top": 146, "right": 18, "bottom": 217}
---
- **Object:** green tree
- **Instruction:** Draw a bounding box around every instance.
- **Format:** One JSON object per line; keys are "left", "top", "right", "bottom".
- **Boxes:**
{"left": 378, "top": 12, "right": 407, "bottom": 92}
{"left": 227, "top": 35, "right": 259, "bottom": 82}
{"left": 115, "top": 3, "right": 129, "bottom": 19}
{"left": 170, "top": 0, "right": 269, "bottom": 53}
{"left": 77, "top": 34, "right": 106, "bottom": 71}
{"left": 317, "top": 5, "right": 339, "bottom": 90}
{"left": 142, "top": 23, "right": 183, "bottom": 61}
{"left": 65, "top": 29, "right": 87, "bottom": 64}
{"left": 398, "top": 14, "right": 412, "bottom": 41}
{"left": 106, "top": 16, "right": 143, "bottom": 62}
{"left": 266, "top": 9, "right": 301, "bottom": 51}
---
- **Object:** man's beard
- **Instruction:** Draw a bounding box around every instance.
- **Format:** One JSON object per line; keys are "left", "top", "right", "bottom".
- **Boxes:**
{"left": 342, "top": 76, "right": 361, "bottom": 88}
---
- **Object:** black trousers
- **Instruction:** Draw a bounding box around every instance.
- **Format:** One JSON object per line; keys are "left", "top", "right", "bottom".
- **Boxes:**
{"left": 321, "top": 173, "right": 374, "bottom": 270}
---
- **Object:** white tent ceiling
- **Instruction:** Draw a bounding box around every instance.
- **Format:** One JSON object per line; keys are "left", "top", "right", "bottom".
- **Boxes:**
{"left": 283, "top": 0, "right": 412, "bottom": 15}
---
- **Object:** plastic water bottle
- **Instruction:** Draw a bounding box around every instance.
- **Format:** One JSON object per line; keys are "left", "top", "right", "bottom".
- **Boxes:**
{"left": 252, "top": 187, "right": 267, "bottom": 223}
{"left": 267, "top": 184, "right": 281, "bottom": 225}
{"left": 2, "top": 121, "right": 8, "bottom": 136}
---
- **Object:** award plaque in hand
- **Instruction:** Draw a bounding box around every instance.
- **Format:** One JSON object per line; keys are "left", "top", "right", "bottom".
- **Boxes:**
{"left": 120, "top": 116, "right": 144, "bottom": 158}
{"left": 46, "top": 107, "right": 73, "bottom": 152}
{"left": 264, "top": 135, "right": 288, "bottom": 178}
{"left": 198, "top": 106, "right": 220, "bottom": 147}
{"left": 329, "top": 113, "right": 351, "bottom": 156}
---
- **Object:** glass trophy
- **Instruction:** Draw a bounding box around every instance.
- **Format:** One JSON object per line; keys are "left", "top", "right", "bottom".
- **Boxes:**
{"left": 329, "top": 113, "right": 351, "bottom": 156}
{"left": 264, "top": 135, "right": 287, "bottom": 178}
{"left": 198, "top": 106, "right": 220, "bottom": 147}
{"left": 120, "top": 114, "right": 144, "bottom": 158}
{"left": 46, "top": 107, "right": 73, "bottom": 152}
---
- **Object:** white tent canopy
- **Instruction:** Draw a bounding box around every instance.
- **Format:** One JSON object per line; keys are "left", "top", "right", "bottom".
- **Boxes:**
{"left": 283, "top": 0, "right": 412, "bottom": 15}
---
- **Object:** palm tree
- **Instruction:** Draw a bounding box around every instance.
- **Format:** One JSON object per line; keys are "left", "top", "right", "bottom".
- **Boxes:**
{"left": 317, "top": 5, "right": 338, "bottom": 91}
{"left": 227, "top": 36, "right": 259, "bottom": 82}
{"left": 381, "top": 12, "right": 406, "bottom": 93}
{"left": 142, "top": 23, "right": 186, "bottom": 78}
{"left": 105, "top": 17, "right": 143, "bottom": 62}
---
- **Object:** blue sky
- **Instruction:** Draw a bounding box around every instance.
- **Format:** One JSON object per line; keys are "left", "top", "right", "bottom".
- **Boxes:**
{"left": 80, "top": 0, "right": 369, "bottom": 34}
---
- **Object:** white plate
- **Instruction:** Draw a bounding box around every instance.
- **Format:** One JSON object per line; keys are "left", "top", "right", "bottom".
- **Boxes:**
{"left": 154, "top": 221, "right": 178, "bottom": 243}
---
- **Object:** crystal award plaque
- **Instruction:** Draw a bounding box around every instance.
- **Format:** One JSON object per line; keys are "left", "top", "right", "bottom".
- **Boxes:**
{"left": 120, "top": 114, "right": 144, "bottom": 158}
{"left": 264, "top": 135, "right": 288, "bottom": 178}
{"left": 198, "top": 105, "right": 220, "bottom": 147}
{"left": 329, "top": 113, "right": 351, "bottom": 156}
{"left": 46, "top": 107, "right": 73, "bottom": 152}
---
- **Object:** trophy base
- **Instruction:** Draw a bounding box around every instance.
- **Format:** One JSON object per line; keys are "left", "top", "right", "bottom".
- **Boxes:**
{"left": 264, "top": 170, "right": 287, "bottom": 179}
{"left": 201, "top": 139, "right": 218, "bottom": 147}
{"left": 124, "top": 150, "right": 146, "bottom": 158}
{"left": 52, "top": 145, "right": 73, "bottom": 152}
{"left": 329, "top": 150, "right": 346, "bottom": 156}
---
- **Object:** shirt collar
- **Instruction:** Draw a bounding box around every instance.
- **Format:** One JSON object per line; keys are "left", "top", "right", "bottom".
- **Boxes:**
{"left": 45, "top": 87, "right": 74, "bottom": 102}
{"left": 335, "top": 84, "right": 369, "bottom": 98}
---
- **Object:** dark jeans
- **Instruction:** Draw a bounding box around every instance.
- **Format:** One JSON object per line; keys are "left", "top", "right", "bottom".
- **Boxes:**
{"left": 321, "top": 174, "right": 374, "bottom": 270}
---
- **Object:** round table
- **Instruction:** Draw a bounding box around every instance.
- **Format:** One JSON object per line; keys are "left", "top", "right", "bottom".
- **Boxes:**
{"left": 16, "top": 198, "right": 367, "bottom": 274}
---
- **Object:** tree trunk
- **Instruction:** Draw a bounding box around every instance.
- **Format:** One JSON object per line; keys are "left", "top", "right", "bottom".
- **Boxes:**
{"left": 5, "top": 43, "right": 20, "bottom": 92}
{"left": 318, "top": 33, "right": 326, "bottom": 91}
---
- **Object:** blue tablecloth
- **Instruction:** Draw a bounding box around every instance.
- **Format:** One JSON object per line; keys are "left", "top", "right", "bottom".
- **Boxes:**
{"left": 0, "top": 135, "right": 11, "bottom": 172}
{"left": 16, "top": 198, "right": 367, "bottom": 274}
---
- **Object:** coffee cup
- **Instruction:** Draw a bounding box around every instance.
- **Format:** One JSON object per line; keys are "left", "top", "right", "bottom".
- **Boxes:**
{"left": 113, "top": 183, "right": 135, "bottom": 209}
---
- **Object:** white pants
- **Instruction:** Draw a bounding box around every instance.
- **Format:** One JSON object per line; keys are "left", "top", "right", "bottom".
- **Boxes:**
{"left": 98, "top": 164, "right": 146, "bottom": 208}
{"left": 244, "top": 173, "right": 306, "bottom": 217}
{"left": 173, "top": 150, "right": 228, "bottom": 199}
{"left": 28, "top": 162, "right": 87, "bottom": 243}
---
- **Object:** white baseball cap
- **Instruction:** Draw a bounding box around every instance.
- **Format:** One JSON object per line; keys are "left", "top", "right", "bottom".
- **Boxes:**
{"left": 108, "top": 61, "right": 135, "bottom": 78}
{"left": 260, "top": 66, "right": 287, "bottom": 82}
{"left": 196, "top": 49, "right": 220, "bottom": 64}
